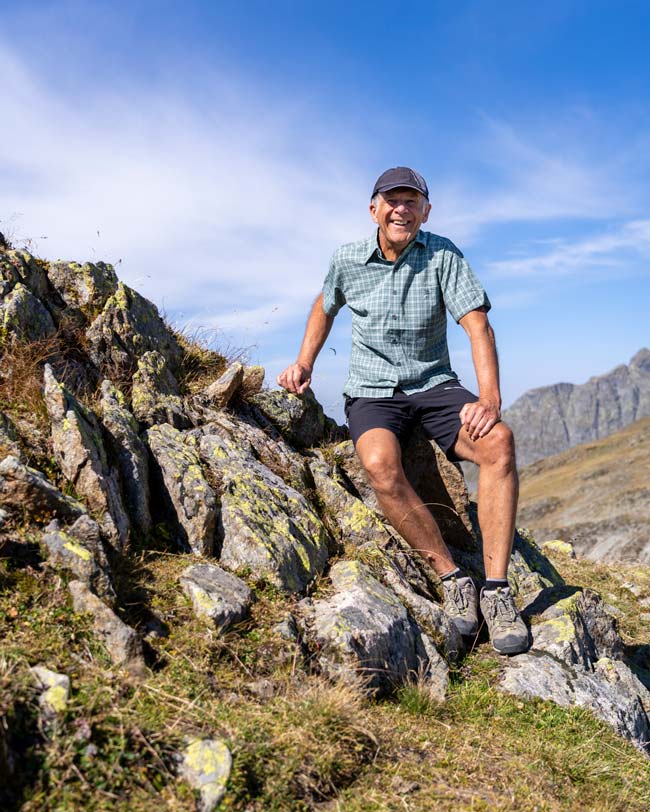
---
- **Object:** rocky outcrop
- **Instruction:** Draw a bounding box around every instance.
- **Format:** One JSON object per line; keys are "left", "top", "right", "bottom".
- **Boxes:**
{"left": 200, "top": 433, "right": 330, "bottom": 593}
{"left": 99, "top": 380, "right": 152, "bottom": 536}
{"left": 297, "top": 560, "right": 449, "bottom": 699}
{"left": 504, "top": 348, "right": 650, "bottom": 467}
{"left": 131, "top": 350, "right": 190, "bottom": 429}
{"left": 85, "top": 281, "right": 183, "bottom": 376}
{"left": 146, "top": 423, "right": 217, "bottom": 556}
{"left": 500, "top": 586, "right": 650, "bottom": 750}
{"left": 43, "top": 364, "right": 129, "bottom": 550}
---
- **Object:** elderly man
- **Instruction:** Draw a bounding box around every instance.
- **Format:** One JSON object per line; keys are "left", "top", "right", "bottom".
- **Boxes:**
{"left": 277, "top": 167, "right": 528, "bottom": 655}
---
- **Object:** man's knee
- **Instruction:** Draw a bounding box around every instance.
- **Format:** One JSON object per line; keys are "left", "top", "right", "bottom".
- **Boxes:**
{"left": 477, "top": 422, "right": 516, "bottom": 471}
{"left": 359, "top": 450, "right": 405, "bottom": 495}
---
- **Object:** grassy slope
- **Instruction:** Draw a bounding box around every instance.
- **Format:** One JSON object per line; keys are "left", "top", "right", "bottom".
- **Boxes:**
{"left": 517, "top": 416, "right": 650, "bottom": 551}
{"left": 1, "top": 532, "right": 650, "bottom": 812}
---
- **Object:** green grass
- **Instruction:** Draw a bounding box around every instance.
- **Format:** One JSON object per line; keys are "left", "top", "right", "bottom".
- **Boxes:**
{"left": 2, "top": 534, "right": 650, "bottom": 812}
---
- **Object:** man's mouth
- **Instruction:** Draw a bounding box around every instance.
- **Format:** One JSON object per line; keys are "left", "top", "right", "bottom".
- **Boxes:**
{"left": 391, "top": 220, "right": 410, "bottom": 227}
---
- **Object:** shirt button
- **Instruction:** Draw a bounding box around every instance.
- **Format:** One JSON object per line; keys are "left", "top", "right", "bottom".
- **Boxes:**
{"left": 396, "top": 361, "right": 401, "bottom": 366}
{"left": 392, "top": 315, "right": 397, "bottom": 319}
{"left": 391, "top": 339, "right": 397, "bottom": 344}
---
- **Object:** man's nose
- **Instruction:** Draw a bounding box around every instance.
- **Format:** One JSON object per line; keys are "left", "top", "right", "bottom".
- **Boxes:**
{"left": 394, "top": 202, "right": 409, "bottom": 214}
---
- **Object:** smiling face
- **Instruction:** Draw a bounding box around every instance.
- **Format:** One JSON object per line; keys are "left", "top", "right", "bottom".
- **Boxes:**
{"left": 370, "top": 187, "right": 431, "bottom": 260}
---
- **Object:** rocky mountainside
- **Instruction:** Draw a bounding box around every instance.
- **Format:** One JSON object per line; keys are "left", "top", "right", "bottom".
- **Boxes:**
{"left": 1, "top": 243, "right": 650, "bottom": 811}
{"left": 517, "top": 416, "right": 650, "bottom": 564}
{"left": 503, "top": 349, "right": 650, "bottom": 468}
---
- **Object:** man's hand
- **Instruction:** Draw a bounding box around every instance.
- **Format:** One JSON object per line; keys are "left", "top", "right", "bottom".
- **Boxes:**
{"left": 460, "top": 398, "right": 501, "bottom": 442}
{"left": 276, "top": 362, "right": 312, "bottom": 394}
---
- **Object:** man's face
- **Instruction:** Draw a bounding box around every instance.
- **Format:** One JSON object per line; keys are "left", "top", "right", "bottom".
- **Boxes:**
{"left": 370, "top": 187, "right": 431, "bottom": 250}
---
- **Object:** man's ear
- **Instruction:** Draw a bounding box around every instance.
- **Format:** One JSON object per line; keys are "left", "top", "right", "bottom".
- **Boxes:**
{"left": 421, "top": 201, "right": 432, "bottom": 224}
{"left": 369, "top": 201, "right": 379, "bottom": 224}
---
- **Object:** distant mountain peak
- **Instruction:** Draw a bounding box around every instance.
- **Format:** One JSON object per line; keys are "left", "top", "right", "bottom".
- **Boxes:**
{"left": 504, "top": 349, "right": 650, "bottom": 468}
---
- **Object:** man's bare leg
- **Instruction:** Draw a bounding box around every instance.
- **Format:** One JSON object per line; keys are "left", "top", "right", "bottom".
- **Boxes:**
{"left": 452, "top": 422, "right": 518, "bottom": 578}
{"left": 354, "top": 428, "right": 457, "bottom": 576}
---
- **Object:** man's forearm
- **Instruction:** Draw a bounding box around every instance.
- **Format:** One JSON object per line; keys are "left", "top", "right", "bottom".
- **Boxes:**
{"left": 296, "top": 293, "right": 334, "bottom": 371}
{"left": 470, "top": 320, "right": 501, "bottom": 407}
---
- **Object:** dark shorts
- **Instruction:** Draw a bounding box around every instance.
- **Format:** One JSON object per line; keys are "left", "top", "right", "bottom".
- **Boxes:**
{"left": 344, "top": 382, "right": 478, "bottom": 462}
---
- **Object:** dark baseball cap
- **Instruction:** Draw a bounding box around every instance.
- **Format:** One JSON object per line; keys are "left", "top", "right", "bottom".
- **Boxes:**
{"left": 372, "top": 166, "right": 429, "bottom": 200}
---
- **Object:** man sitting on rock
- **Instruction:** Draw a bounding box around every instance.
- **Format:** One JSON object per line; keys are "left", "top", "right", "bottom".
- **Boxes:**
{"left": 277, "top": 167, "right": 528, "bottom": 655}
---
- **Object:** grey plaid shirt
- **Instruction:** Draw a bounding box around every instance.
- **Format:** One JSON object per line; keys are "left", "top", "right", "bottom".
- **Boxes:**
{"left": 322, "top": 229, "right": 490, "bottom": 397}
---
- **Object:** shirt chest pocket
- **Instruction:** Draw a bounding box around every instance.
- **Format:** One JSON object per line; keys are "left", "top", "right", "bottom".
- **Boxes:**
{"left": 402, "top": 282, "right": 441, "bottom": 329}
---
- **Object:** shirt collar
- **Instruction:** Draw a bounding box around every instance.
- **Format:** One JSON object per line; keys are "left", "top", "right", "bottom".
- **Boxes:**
{"left": 363, "top": 229, "right": 426, "bottom": 264}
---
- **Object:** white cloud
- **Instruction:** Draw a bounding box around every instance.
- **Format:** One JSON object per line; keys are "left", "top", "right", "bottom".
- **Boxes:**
{"left": 486, "top": 219, "right": 650, "bottom": 277}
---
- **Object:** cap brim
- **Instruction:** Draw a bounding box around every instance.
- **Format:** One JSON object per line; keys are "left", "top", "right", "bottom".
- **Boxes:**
{"left": 373, "top": 183, "right": 428, "bottom": 199}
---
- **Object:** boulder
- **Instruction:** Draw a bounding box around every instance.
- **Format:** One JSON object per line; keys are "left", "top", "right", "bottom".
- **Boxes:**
{"left": 85, "top": 281, "right": 183, "bottom": 375}
{"left": 69, "top": 580, "right": 146, "bottom": 678}
{"left": 0, "top": 282, "right": 56, "bottom": 343}
{"left": 146, "top": 423, "right": 217, "bottom": 556}
{"left": 499, "top": 585, "right": 650, "bottom": 750}
{"left": 43, "top": 365, "right": 129, "bottom": 550}
{"left": 0, "top": 249, "right": 51, "bottom": 301}
{"left": 131, "top": 350, "right": 190, "bottom": 429}
{"left": 179, "top": 562, "right": 252, "bottom": 632}
{"left": 180, "top": 738, "right": 232, "bottom": 812}
{"left": 204, "top": 362, "right": 244, "bottom": 407}
{"left": 99, "top": 380, "right": 152, "bottom": 535}
{"left": 200, "top": 433, "right": 330, "bottom": 593}
{"left": 248, "top": 388, "right": 327, "bottom": 448}
{"left": 0, "top": 455, "right": 85, "bottom": 523}
{"left": 297, "top": 560, "right": 447, "bottom": 697}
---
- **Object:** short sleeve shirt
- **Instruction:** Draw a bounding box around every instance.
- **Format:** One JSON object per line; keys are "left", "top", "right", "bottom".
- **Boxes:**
{"left": 322, "top": 229, "right": 490, "bottom": 398}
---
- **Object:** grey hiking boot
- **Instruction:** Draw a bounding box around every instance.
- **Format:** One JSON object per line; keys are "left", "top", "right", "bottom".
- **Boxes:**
{"left": 479, "top": 586, "right": 529, "bottom": 655}
{"left": 442, "top": 576, "right": 479, "bottom": 636}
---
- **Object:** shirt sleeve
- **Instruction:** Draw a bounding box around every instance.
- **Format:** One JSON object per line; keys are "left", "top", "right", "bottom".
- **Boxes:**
{"left": 321, "top": 254, "right": 346, "bottom": 316}
{"left": 439, "top": 241, "right": 491, "bottom": 323}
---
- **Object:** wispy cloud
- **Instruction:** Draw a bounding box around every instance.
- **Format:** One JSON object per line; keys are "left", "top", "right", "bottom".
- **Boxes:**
{"left": 486, "top": 219, "right": 650, "bottom": 277}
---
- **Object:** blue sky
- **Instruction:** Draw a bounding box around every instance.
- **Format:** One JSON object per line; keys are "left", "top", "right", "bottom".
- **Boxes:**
{"left": 1, "top": 0, "right": 649, "bottom": 419}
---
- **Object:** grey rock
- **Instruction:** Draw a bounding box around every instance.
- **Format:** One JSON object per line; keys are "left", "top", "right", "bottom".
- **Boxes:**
{"left": 42, "top": 523, "right": 115, "bottom": 603}
{"left": 499, "top": 584, "right": 650, "bottom": 750}
{"left": 249, "top": 387, "right": 327, "bottom": 448}
{"left": 193, "top": 410, "right": 309, "bottom": 492}
{"left": 0, "top": 455, "right": 85, "bottom": 522}
{"left": 99, "top": 380, "right": 152, "bottom": 535}
{"left": 298, "top": 560, "right": 445, "bottom": 697}
{"left": 43, "top": 364, "right": 129, "bottom": 550}
{"left": 200, "top": 432, "right": 330, "bottom": 593}
{"left": 179, "top": 562, "right": 252, "bottom": 632}
{"left": 30, "top": 665, "right": 70, "bottom": 719}
{"left": 504, "top": 348, "right": 650, "bottom": 468}
{"left": 69, "top": 580, "right": 146, "bottom": 677}
{"left": 204, "top": 362, "right": 244, "bottom": 407}
{"left": 245, "top": 679, "right": 274, "bottom": 701}
{"left": 380, "top": 561, "right": 463, "bottom": 660}
{"left": 0, "top": 508, "right": 8, "bottom": 528}
{"left": 85, "top": 281, "right": 183, "bottom": 376}
{"left": 146, "top": 423, "right": 217, "bottom": 556}
{"left": 131, "top": 350, "right": 190, "bottom": 429}
{"left": 0, "top": 249, "right": 50, "bottom": 301}
{"left": 0, "top": 282, "right": 56, "bottom": 342}
{"left": 500, "top": 654, "right": 650, "bottom": 750}
{"left": 308, "top": 454, "right": 391, "bottom": 546}
{"left": 180, "top": 738, "right": 232, "bottom": 812}
{"left": 46, "top": 260, "right": 118, "bottom": 319}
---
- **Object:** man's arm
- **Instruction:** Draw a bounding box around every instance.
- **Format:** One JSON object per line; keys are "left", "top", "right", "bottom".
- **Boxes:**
{"left": 276, "top": 293, "right": 335, "bottom": 394}
{"left": 457, "top": 307, "right": 501, "bottom": 441}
